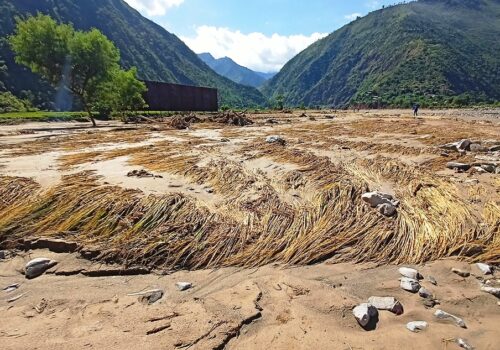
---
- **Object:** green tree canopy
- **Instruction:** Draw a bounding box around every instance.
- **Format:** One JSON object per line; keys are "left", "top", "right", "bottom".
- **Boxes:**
{"left": 9, "top": 14, "right": 146, "bottom": 126}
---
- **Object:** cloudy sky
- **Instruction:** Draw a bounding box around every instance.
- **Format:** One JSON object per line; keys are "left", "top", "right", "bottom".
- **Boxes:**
{"left": 124, "top": 0, "right": 396, "bottom": 73}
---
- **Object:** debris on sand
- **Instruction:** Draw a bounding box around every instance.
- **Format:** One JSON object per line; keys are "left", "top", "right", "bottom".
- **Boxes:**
{"left": 353, "top": 303, "right": 378, "bottom": 328}
{"left": 266, "top": 135, "right": 286, "bottom": 146}
{"left": 0, "top": 250, "right": 5, "bottom": 259}
{"left": 169, "top": 114, "right": 202, "bottom": 130}
{"left": 127, "top": 169, "right": 163, "bottom": 179}
{"left": 209, "top": 111, "right": 254, "bottom": 126}
{"left": 176, "top": 282, "right": 192, "bottom": 291}
{"left": 3, "top": 283, "right": 20, "bottom": 293}
{"left": 428, "top": 276, "right": 438, "bottom": 285}
{"left": 452, "top": 268, "right": 470, "bottom": 278}
{"left": 400, "top": 277, "right": 420, "bottom": 293}
{"left": 7, "top": 293, "right": 26, "bottom": 303}
{"left": 128, "top": 289, "right": 165, "bottom": 305}
{"left": 362, "top": 192, "right": 399, "bottom": 217}
{"left": 406, "top": 321, "right": 428, "bottom": 333}
{"left": 25, "top": 258, "right": 57, "bottom": 279}
{"left": 434, "top": 309, "right": 467, "bottom": 328}
{"left": 399, "top": 267, "right": 422, "bottom": 280}
{"left": 368, "top": 296, "right": 404, "bottom": 315}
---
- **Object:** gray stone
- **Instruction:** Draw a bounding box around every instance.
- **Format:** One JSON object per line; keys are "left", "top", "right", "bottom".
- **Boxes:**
{"left": 3, "top": 283, "right": 20, "bottom": 293}
{"left": 176, "top": 282, "right": 192, "bottom": 291}
{"left": 362, "top": 192, "right": 397, "bottom": 208}
{"left": 471, "top": 166, "right": 487, "bottom": 174}
{"left": 378, "top": 203, "right": 397, "bottom": 217}
{"left": 0, "top": 250, "right": 5, "bottom": 259}
{"left": 418, "top": 287, "right": 433, "bottom": 299}
{"left": 353, "top": 303, "right": 378, "bottom": 327}
{"left": 406, "top": 321, "right": 428, "bottom": 333}
{"left": 139, "top": 289, "right": 164, "bottom": 305}
{"left": 400, "top": 277, "right": 420, "bottom": 293}
{"left": 25, "top": 258, "right": 58, "bottom": 279}
{"left": 446, "top": 162, "right": 471, "bottom": 171}
{"left": 434, "top": 309, "right": 467, "bottom": 328}
{"left": 489, "top": 145, "right": 500, "bottom": 152}
{"left": 368, "top": 296, "right": 403, "bottom": 315}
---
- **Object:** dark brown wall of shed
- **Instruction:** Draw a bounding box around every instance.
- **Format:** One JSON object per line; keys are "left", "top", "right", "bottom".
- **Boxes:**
{"left": 143, "top": 81, "right": 219, "bottom": 111}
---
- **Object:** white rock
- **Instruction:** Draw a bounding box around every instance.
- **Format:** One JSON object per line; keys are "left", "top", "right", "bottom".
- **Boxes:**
{"left": 176, "top": 282, "right": 192, "bottom": 291}
{"left": 266, "top": 136, "right": 285, "bottom": 145}
{"left": 362, "top": 192, "right": 396, "bottom": 208}
{"left": 400, "top": 277, "right": 420, "bottom": 293}
{"left": 480, "top": 286, "right": 500, "bottom": 297}
{"left": 456, "top": 338, "right": 474, "bottom": 350}
{"left": 406, "top": 321, "right": 428, "bottom": 333}
{"left": 353, "top": 303, "right": 378, "bottom": 327}
{"left": 434, "top": 309, "right": 467, "bottom": 328}
{"left": 399, "top": 267, "right": 421, "bottom": 280}
{"left": 368, "top": 296, "right": 403, "bottom": 315}
{"left": 476, "top": 263, "right": 492, "bottom": 275}
{"left": 25, "top": 258, "right": 57, "bottom": 279}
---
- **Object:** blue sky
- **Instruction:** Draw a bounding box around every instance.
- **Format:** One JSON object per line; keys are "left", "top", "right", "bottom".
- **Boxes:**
{"left": 125, "top": 0, "right": 397, "bottom": 72}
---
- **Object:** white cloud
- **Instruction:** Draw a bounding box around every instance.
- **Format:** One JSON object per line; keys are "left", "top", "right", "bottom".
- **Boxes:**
{"left": 345, "top": 13, "right": 362, "bottom": 21}
{"left": 124, "top": 0, "right": 184, "bottom": 17}
{"left": 181, "top": 26, "right": 327, "bottom": 73}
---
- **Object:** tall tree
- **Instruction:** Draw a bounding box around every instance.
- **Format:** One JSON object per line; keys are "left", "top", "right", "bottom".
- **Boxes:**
{"left": 9, "top": 14, "right": 146, "bottom": 126}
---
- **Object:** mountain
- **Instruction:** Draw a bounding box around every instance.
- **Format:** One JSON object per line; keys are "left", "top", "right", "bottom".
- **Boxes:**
{"left": 263, "top": 0, "right": 500, "bottom": 108}
{"left": 0, "top": 0, "right": 266, "bottom": 109}
{"left": 198, "top": 53, "right": 276, "bottom": 88}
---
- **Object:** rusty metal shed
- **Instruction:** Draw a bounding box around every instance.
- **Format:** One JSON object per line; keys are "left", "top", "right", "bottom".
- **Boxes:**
{"left": 143, "top": 81, "right": 218, "bottom": 112}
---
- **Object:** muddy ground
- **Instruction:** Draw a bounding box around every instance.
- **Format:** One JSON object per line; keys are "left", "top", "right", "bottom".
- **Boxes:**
{"left": 0, "top": 108, "right": 499, "bottom": 349}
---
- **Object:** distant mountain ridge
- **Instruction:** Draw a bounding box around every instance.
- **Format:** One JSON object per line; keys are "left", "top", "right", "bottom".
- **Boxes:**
{"left": 0, "top": 0, "right": 266, "bottom": 108}
{"left": 198, "top": 53, "right": 276, "bottom": 88}
{"left": 263, "top": 0, "right": 500, "bottom": 107}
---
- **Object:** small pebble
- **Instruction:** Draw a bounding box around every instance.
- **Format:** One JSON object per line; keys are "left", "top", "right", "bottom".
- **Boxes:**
{"left": 428, "top": 276, "right": 438, "bottom": 285}
{"left": 406, "top": 321, "right": 428, "bottom": 333}
{"left": 452, "top": 268, "right": 470, "bottom": 278}
{"left": 176, "top": 282, "right": 193, "bottom": 291}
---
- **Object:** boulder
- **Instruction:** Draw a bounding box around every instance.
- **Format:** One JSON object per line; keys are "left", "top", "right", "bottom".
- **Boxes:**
{"left": 446, "top": 162, "right": 471, "bottom": 171}
{"left": 406, "top": 321, "right": 428, "bottom": 333}
{"left": 25, "top": 258, "right": 58, "bottom": 279}
{"left": 176, "top": 282, "right": 192, "bottom": 291}
{"left": 266, "top": 135, "right": 286, "bottom": 146}
{"left": 353, "top": 303, "right": 378, "bottom": 327}
{"left": 434, "top": 309, "right": 467, "bottom": 328}
{"left": 368, "top": 296, "right": 404, "bottom": 315}
{"left": 400, "top": 277, "right": 421, "bottom": 293}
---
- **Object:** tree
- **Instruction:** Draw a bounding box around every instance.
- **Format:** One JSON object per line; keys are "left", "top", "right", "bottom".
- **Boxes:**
{"left": 9, "top": 14, "right": 146, "bottom": 126}
{"left": 0, "top": 60, "right": 7, "bottom": 91}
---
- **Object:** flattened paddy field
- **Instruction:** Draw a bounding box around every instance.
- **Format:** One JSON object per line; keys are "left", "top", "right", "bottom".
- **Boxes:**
{"left": 1, "top": 109, "right": 499, "bottom": 349}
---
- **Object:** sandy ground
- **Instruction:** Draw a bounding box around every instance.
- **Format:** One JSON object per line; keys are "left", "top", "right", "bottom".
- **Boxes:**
{"left": 0, "top": 109, "right": 499, "bottom": 349}
{"left": 1, "top": 249, "right": 499, "bottom": 350}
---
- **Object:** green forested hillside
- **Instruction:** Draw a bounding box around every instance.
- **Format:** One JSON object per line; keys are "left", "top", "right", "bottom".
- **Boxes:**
{"left": 263, "top": 0, "right": 500, "bottom": 108}
{"left": 0, "top": 0, "right": 266, "bottom": 108}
